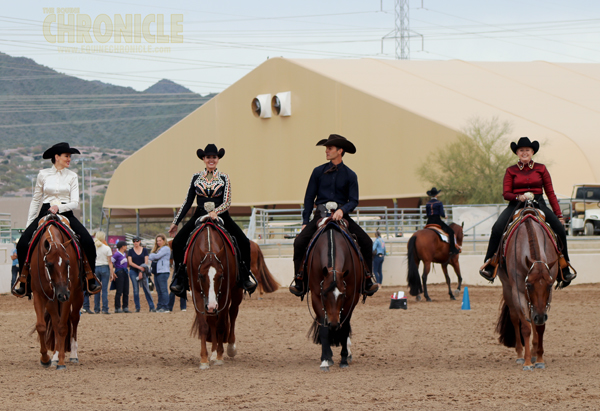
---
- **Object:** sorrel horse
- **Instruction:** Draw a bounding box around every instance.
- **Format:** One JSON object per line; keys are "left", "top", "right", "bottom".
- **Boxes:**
{"left": 496, "top": 207, "right": 561, "bottom": 370}
{"left": 188, "top": 219, "right": 243, "bottom": 370}
{"left": 249, "top": 240, "right": 280, "bottom": 298}
{"left": 306, "top": 218, "right": 364, "bottom": 372}
{"left": 29, "top": 214, "right": 84, "bottom": 370}
{"left": 407, "top": 222, "right": 464, "bottom": 301}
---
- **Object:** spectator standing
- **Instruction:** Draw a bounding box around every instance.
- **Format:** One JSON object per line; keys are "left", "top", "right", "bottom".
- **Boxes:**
{"left": 127, "top": 236, "right": 155, "bottom": 313}
{"left": 11, "top": 242, "right": 19, "bottom": 288}
{"left": 167, "top": 247, "right": 186, "bottom": 312}
{"left": 93, "top": 231, "right": 115, "bottom": 314}
{"left": 149, "top": 234, "right": 171, "bottom": 313}
{"left": 372, "top": 230, "right": 386, "bottom": 285}
{"left": 111, "top": 241, "right": 130, "bottom": 313}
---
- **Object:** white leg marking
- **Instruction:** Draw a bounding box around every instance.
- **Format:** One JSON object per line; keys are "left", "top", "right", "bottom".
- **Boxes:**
{"left": 333, "top": 287, "right": 342, "bottom": 301}
{"left": 52, "top": 351, "right": 59, "bottom": 362}
{"left": 207, "top": 267, "right": 218, "bottom": 312}
{"left": 320, "top": 360, "right": 330, "bottom": 368}
{"left": 347, "top": 337, "right": 352, "bottom": 356}
{"left": 70, "top": 338, "right": 78, "bottom": 359}
{"left": 210, "top": 350, "right": 217, "bottom": 361}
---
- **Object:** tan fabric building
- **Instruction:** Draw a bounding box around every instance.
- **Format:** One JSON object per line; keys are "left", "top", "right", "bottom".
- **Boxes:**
{"left": 103, "top": 58, "right": 600, "bottom": 219}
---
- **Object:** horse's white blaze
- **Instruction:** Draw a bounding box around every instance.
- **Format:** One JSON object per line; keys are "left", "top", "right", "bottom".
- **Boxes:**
{"left": 70, "top": 338, "right": 78, "bottom": 359}
{"left": 207, "top": 267, "right": 218, "bottom": 312}
{"left": 320, "top": 360, "right": 330, "bottom": 368}
{"left": 58, "top": 257, "right": 62, "bottom": 266}
{"left": 333, "top": 287, "right": 342, "bottom": 300}
{"left": 52, "top": 351, "right": 59, "bottom": 362}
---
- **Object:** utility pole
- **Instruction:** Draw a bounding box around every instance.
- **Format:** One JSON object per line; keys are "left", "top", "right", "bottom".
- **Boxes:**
{"left": 396, "top": 0, "right": 410, "bottom": 59}
{"left": 88, "top": 168, "right": 96, "bottom": 231}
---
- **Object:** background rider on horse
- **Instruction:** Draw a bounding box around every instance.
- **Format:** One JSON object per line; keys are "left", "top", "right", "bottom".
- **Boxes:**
{"left": 289, "top": 134, "right": 379, "bottom": 297}
{"left": 425, "top": 187, "right": 459, "bottom": 255}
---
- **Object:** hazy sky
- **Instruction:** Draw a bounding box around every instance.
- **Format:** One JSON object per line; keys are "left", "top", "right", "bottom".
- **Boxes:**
{"left": 1, "top": 0, "right": 599, "bottom": 94}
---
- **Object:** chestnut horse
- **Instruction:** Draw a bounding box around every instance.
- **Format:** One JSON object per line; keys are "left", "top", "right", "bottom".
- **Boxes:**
{"left": 307, "top": 219, "right": 364, "bottom": 372}
{"left": 496, "top": 211, "right": 560, "bottom": 370}
{"left": 188, "top": 220, "right": 243, "bottom": 370}
{"left": 249, "top": 240, "right": 280, "bottom": 298}
{"left": 406, "top": 222, "right": 464, "bottom": 301}
{"left": 29, "top": 215, "right": 84, "bottom": 370}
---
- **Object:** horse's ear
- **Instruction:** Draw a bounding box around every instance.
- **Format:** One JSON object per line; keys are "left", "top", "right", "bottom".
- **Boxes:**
{"left": 461, "top": 221, "right": 464, "bottom": 228}
{"left": 43, "top": 239, "right": 51, "bottom": 252}
{"left": 525, "top": 255, "right": 533, "bottom": 268}
{"left": 343, "top": 270, "right": 350, "bottom": 278}
{"left": 322, "top": 267, "right": 328, "bottom": 277}
{"left": 63, "top": 239, "right": 72, "bottom": 247}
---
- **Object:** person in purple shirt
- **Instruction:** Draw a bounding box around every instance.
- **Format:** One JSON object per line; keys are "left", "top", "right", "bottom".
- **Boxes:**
{"left": 111, "top": 241, "right": 130, "bottom": 313}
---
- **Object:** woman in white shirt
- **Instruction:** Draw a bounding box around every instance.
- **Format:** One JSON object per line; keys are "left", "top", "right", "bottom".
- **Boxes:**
{"left": 13, "top": 142, "right": 101, "bottom": 297}
{"left": 92, "top": 231, "right": 116, "bottom": 314}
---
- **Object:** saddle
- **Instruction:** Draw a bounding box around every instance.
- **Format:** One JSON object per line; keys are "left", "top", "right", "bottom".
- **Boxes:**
{"left": 424, "top": 224, "right": 461, "bottom": 252}
{"left": 183, "top": 219, "right": 236, "bottom": 265}
{"left": 25, "top": 214, "right": 83, "bottom": 266}
{"left": 500, "top": 207, "right": 560, "bottom": 259}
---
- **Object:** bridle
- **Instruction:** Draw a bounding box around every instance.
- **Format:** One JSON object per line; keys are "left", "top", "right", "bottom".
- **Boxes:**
{"left": 524, "top": 261, "right": 554, "bottom": 320}
{"left": 190, "top": 225, "right": 231, "bottom": 316}
{"left": 37, "top": 227, "right": 72, "bottom": 302}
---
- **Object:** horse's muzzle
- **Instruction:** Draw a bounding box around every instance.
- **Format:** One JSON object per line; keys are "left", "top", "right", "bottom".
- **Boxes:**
{"left": 57, "top": 289, "right": 70, "bottom": 302}
{"left": 532, "top": 313, "right": 548, "bottom": 325}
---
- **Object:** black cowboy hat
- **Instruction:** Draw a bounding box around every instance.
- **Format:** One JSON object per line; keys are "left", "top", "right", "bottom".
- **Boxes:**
{"left": 197, "top": 143, "right": 225, "bottom": 160}
{"left": 426, "top": 187, "right": 441, "bottom": 197}
{"left": 315, "top": 134, "right": 356, "bottom": 154}
{"left": 42, "top": 142, "right": 81, "bottom": 159}
{"left": 510, "top": 137, "right": 539, "bottom": 155}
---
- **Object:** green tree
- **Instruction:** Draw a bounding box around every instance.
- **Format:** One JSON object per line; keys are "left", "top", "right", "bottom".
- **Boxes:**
{"left": 418, "top": 117, "right": 515, "bottom": 204}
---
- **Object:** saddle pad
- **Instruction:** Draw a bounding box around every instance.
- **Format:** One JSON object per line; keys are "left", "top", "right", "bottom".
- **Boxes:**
{"left": 26, "top": 215, "right": 82, "bottom": 265}
{"left": 425, "top": 225, "right": 449, "bottom": 243}
{"left": 502, "top": 214, "right": 560, "bottom": 258}
{"left": 183, "top": 221, "right": 236, "bottom": 265}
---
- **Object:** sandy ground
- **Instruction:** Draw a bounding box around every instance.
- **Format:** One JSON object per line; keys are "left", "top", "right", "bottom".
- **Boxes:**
{"left": 1, "top": 283, "right": 600, "bottom": 411}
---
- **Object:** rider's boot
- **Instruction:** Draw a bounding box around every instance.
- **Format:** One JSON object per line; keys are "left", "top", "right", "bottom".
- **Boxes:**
{"left": 239, "top": 263, "right": 257, "bottom": 295}
{"left": 82, "top": 256, "right": 101, "bottom": 294}
{"left": 12, "top": 264, "right": 30, "bottom": 298}
{"left": 363, "top": 272, "right": 379, "bottom": 296}
{"left": 169, "top": 264, "right": 189, "bottom": 296}
{"left": 479, "top": 255, "right": 498, "bottom": 282}
{"left": 289, "top": 272, "right": 305, "bottom": 297}
{"left": 559, "top": 256, "right": 576, "bottom": 284}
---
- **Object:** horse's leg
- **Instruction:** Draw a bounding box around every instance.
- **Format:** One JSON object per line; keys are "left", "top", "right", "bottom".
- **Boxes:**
{"left": 531, "top": 322, "right": 539, "bottom": 364}
{"left": 210, "top": 321, "right": 218, "bottom": 363}
{"left": 450, "top": 258, "right": 462, "bottom": 294}
{"left": 214, "top": 315, "right": 227, "bottom": 366}
{"left": 441, "top": 263, "right": 455, "bottom": 300}
{"left": 227, "top": 290, "right": 243, "bottom": 358}
{"left": 33, "top": 295, "right": 51, "bottom": 367}
{"left": 534, "top": 324, "right": 546, "bottom": 369}
{"left": 339, "top": 321, "right": 351, "bottom": 369}
{"left": 319, "top": 323, "right": 333, "bottom": 371}
{"left": 54, "top": 301, "right": 71, "bottom": 370}
{"left": 422, "top": 261, "right": 432, "bottom": 302}
{"left": 69, "top": 302, "right": 81, "bottom": 364}
{"left": 520, "top": 320, "right": 534, "bottom": 370}
{"left": 508, "top": 309, "right": 524, "bottom": 364}
{"left": 199, "top": 315, "right": 210, "bottom": 370}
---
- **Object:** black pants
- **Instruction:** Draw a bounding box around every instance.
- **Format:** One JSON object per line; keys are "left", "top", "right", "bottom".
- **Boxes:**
{"left": 114, "top": 268, "right": 129, "bottom": 310}
{"left": 16, "top": 203, "right": 96, "bottom": 275}
{"left": 172, "top": 210, "right": 251, "bottom": 271}
{"left": 484, "top": 197, "right": 569, "bottom": 262}
{"left": 426, "top": 215, "right": 457, "bottom": 250}
{"left": 293, "top": 211, "right": 373, "bottom": 274}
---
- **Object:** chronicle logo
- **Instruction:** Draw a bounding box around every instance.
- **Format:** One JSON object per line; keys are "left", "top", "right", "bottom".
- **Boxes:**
{"left": 42, "top": 8, "right": 183, "bottom": 45}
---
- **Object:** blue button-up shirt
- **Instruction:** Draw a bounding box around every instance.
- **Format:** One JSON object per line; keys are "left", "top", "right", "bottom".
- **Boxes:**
{"left": 426, "top": 198, "right": 445, "bottom": 218}
{"left": 302, "top": 161, "right": 359, "bottom": 224}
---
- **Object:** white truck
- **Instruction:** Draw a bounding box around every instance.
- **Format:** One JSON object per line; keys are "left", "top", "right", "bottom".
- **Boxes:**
{"left": 569, "top": 184, "right": 600, "bottom": 236}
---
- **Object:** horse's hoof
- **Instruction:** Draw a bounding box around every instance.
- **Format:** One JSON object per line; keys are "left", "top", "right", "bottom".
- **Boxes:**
{"left": 340, "top": 363, "right": 349, "bottom": 369}
{"left": 534, "top": 363, "right": 546, "bottom": 369}
{"left": 51, "top": 360, "right": 58, "bottom": 367}
{"left": 347, "top": 355, "right": 352, "bottom": 364}
{"left": 450, "top": 295, "right": 456, "bottom": 300}
{"left": 522, "top": 365, "right": 534, "bottom": 371}
{"left": 328, "top": 359, "right": 334, "bottom": 366}
{"left": 426, "top": 297, "right": 432, "bottom": 302}
{"left": 199, "top": 363, "right": 210, "bottom": 370}
{"left": 227, "top": 344, "right": 237, "bottom": 358}
{"left": 416, "top": 295, "right": 422, "bottom": 301}
{"left": 320, "top": 366, "right": 330, "bottom": 372}
{"left": 453, "top": 289, "right": 461, "bottom": 297}
{"left": 531, "top": 357, "right": 537, "bottom": 363}
{"left": 40, "top": 360, "right": 52, "bottom": 368}
{"left": 516, "top": 358, "right": 525, "bottom": 365}
{"left": 69, "top": 358, "right": 79, "bottom": 364}
{"left": 56, "top": 365, "right": 67, "bottom": 371}
{"left": 214, "top": 359, "right": 224, "bottom": 366}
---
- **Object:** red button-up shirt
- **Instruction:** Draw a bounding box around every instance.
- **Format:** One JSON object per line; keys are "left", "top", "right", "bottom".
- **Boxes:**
{"left": 503, "top": 162, "right": 562, "bottom": 218}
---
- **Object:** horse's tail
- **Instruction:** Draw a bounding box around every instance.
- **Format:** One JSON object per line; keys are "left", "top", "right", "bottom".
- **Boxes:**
{"left": 406, "top": 235, "right": 423, "bottom": 296}
{"left": 44, "top": 311, "right": 55, "bottom": 351}
{"left": 190, "top": 313, "right": 209, "bottom": 340}
{"left": 308, "top": 320, "right": 321, "bottom": 345}
{"left": 307, "top": 320, "right": 353, "bottom": 347}
{"left": 496, "top": 298, "right": 523, "bottom": 348}
{"left": 254, "top": 245, "right": 280, "bottom": 293}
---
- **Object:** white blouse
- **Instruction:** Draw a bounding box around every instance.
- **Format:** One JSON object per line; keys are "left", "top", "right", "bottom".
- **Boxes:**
{"left": 95, "top": 243, "right": 112, "bottom": 266}
{"left": 27, "top": 165, "right": 79, "bottom": 226}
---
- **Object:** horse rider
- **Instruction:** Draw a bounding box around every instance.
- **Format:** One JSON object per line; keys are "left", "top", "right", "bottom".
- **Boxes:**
{"left": 479, "top": 137, "right": 576, "bottom": 284}
{"left": 289, "top": 134, "right": 379, "bottom": 297}
{"left": 169, "top": 143, "right": 256, "bottom": 296}
{"left": 425, "top": 187, "right": 459, "bottom": 255}
{"left": 13, "top": 142, "right": 101, "bottom": 297}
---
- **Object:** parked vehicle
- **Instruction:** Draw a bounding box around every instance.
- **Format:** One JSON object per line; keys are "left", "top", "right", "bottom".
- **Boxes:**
{"left": 569, "top": 184, "right": 600, "bottom": 236}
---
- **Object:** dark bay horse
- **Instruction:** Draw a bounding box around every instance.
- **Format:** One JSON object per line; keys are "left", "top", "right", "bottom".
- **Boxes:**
{"left": 249, "top": 240, "right": 280, "bottom": 298}
{"left": 29, "top": 215, "right": 84, "bottom": 370}
{"left": 496, "top": 211, "right": 560, "bottom": 370}
{"left": 188, "top": 219, "right": 243, "bottom": 370}
{"left": 307, "top": 219, "right": 364, "bottom": 372}
{"left": 407, "top": 222, "right": 464, "bottom": 301}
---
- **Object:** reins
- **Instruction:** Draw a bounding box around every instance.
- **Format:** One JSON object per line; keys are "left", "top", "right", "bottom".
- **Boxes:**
{"left": 36, "top": 225, "right": 73, "bottom": 302}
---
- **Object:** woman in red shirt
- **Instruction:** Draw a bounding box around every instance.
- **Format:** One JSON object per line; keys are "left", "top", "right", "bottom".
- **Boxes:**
{"left": 479, "top": 137, "right": 575, "bottom": 285}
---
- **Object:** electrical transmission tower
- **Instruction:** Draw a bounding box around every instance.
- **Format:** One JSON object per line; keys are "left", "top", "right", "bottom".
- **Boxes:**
{"left": 395, "top": 0, "right": 410, "bottom": 59}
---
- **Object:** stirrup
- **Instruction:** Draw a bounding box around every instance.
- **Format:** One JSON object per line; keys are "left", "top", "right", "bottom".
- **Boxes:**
{"left": 363, "top": 276, "right": 379, "bottom": 297}
{"left": 479, "top": 260, "right": 496, "bottom": 282}
{"left": 12, "top": 281, "right": 27, "bottom": 298}
{"left": 288, "top": 276, "right": 305, "bottom": 297}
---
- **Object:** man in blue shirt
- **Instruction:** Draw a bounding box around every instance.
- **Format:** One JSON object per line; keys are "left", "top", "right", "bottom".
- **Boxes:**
{"left": 289, "top": 134, "right": 378, "bottom": 297}
{"left": 425, "top": 187, "right": 459, "bottom": 255}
